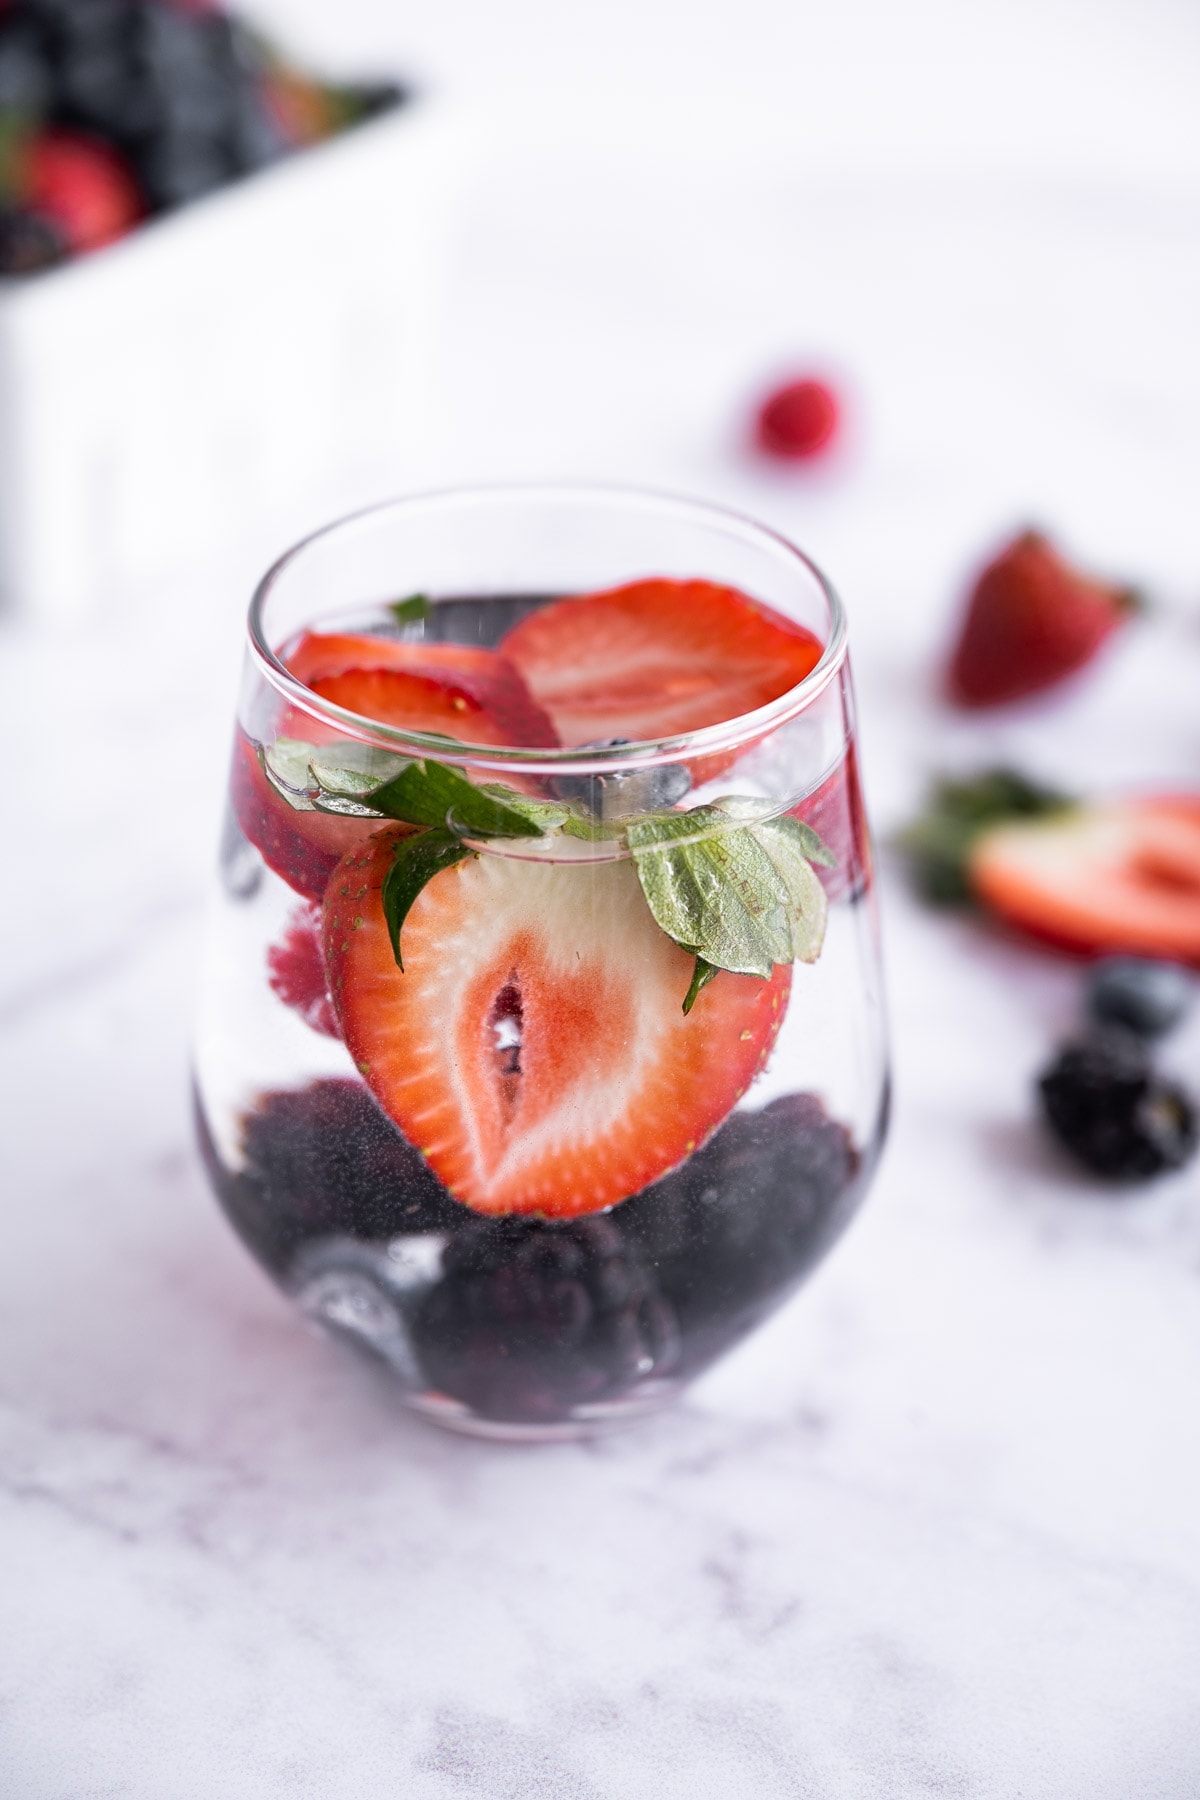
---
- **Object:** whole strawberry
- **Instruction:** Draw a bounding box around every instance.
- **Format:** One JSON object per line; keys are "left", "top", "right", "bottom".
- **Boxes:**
{"left": 947, "top": 530, "right": 1139, "bottom": 708}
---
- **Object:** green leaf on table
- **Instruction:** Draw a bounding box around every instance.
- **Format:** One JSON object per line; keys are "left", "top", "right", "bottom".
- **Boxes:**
{"left": 899, "top": 767, "right": 1075, "bottom": 904}
{"left": 381, "top": 830, "right": 474, "bottom": 969}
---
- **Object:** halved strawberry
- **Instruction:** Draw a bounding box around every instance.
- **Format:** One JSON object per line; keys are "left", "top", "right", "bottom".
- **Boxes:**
{"left": 267, "top": 904, "right": 340, "bottom": 1037}
{"left": 285, "top": 632, "right": 559, "bottom": 748}
{"left": 947, "top": 531, "right": 1138, "bottom": 708}
{"left": 324, "top": 830, "right": 792, "bottom": 1218}
{"left": 499, "top": 579, "right": 823, "bottom": 747}
{"left": 969, "top": 794, "right": 1200, "bottom": 962}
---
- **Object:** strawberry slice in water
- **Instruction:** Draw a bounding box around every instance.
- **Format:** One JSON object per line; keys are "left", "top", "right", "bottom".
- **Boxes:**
{"left": 233, "top": 639, "right": 559, "bottom": 901}
{"left": 324, "top": 829, "right": 792, "bottom": 1218}
{"left": 500, "top": 579, "right": 823, "bottom": 747}
{"left": 286, "top": 632, "right": 559, "bottom": 747}
{"left": 230, "top": 733, "right": 381, "bottom": 904}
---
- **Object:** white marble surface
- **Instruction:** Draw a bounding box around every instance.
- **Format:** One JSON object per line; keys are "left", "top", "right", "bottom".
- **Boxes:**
{"left": 3, "top": 2, "right": 1200, "bottom": 1794}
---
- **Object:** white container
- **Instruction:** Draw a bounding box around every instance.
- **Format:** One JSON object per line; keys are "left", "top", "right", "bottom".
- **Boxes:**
{"left": 0, "top": 98, "right": 461, "bottom": 622}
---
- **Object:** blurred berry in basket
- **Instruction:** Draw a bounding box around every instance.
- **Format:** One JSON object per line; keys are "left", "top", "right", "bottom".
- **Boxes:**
{"left": 0, "top": 0, "right": 406, "bottom": 273}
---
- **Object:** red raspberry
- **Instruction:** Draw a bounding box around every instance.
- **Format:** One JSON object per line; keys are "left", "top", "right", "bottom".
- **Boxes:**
{"left": 754, "top": 377, "right": 841, "bottom": 461}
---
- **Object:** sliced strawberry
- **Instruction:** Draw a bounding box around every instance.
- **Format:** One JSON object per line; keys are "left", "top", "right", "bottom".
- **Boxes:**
{"left": 947, "top": 531, "right": 1138, "bottom": 708}
{"left": 791, "top": 745, "right": 872, "bottom": 903}
{"left": 229, "top": 732, "right": 382, "bottom": 903}
{"left": 234, "top": 639, "right": 559, "bottom": 900}
{"left": 284, "top": 632, "right": 559, "bottom": 748}
{"left": 267, "top": 904, "right": 340, "bottom": 1037}
{"left": 324, "top": 830, "right": 792, "bottom": 1218}
{"left": 969, "top": 795, "right": 1200, "bottom": 963}
{"left": 499, "top": 579, "right": 823, "bottom": 747}
{"left": 310, "top": 667, "right": 544, "bottom": 749}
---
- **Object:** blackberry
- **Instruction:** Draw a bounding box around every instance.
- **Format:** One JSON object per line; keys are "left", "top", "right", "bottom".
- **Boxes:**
{"left": 196, "top": 1079, "right": 465, "bottom": 1271}
{"left": 1086, "top": 958, "right": 1193, "bottom": 1040}
{"left": 0, "top": 16, "right": 53, "bottom": 114}
{"left": 0, "top": 207, "right": 67, "bottom": 273}
{"left": 413, "top": 1217, "right": 678, "bottom": 1424}
{"left": 1038, "top": 1029, "right": 1198, "bottom": 1182}
{"left": 620, "top": 1094, "right": 860, "bottom": 1373}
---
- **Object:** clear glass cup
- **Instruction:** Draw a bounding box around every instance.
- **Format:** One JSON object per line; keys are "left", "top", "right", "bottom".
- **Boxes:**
{"left": 193, "top": 484, "right": 890, "bottom": 1439}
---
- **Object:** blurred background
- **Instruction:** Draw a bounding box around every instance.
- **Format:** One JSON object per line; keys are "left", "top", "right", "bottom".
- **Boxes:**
{"left": 4, "top": 0, "right": 1198, "bottom": 1008}
{"left": 2, "top": 4, "right": 1200, "bottom": 1791}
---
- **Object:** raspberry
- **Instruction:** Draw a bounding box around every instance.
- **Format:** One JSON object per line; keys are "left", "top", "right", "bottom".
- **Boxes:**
{"left": 754, "top": 377, "right": 841, "bottom": 461}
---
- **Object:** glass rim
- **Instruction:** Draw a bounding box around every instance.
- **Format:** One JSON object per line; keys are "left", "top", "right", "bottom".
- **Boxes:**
{"left": 246, "top": 480, "right": 849, "bottom": 770}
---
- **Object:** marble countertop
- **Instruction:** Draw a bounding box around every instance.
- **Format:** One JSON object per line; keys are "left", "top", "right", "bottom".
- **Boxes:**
{"left": 3, "top": 3, "right": 1200, "bottom": 1793}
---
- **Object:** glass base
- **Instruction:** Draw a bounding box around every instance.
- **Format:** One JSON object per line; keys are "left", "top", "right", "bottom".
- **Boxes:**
{"left": 400, "top": 1379, "right": 682, "bottom": 1444}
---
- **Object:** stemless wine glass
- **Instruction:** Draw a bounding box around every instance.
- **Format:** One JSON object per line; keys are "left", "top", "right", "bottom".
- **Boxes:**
{"left": 193, "top": 484, "right": 889, "bottom": 1439}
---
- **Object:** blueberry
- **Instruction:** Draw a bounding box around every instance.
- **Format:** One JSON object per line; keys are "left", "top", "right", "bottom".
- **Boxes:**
{"left": 413, "top": 1216, "right": 678, "bottom": 1423}
{"left": 134, "top": 127, "right": 231, "bottom": 208}
{"left": 1038, "top": 1029, "right": 1197, "bottom": 1182}
{"left": 0, "top": 18, "right": 54, "bottom": 114}
{"left": 1086, "top": 958, "right": 1193, "bottom": 1039}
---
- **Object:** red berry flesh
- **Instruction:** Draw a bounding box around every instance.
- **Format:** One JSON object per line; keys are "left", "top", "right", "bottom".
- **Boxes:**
{"left": 754, "top": 378, "right": 841, "bottom": 461}
{"left": 21, "top": 132, "right": 141, "bottom": 255}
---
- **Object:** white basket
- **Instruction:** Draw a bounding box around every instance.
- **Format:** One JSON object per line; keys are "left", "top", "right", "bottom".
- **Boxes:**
{"left": 0, "top": 98, "right": 461, "bottom": 621}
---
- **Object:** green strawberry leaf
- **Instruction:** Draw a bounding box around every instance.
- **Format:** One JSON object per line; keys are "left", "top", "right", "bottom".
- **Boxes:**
{"left": 381, "top": 830, "right": 474, "bottom": 969}
{"left": 263, "top": 736, "right": 404, "bottom": 807}
{"left": 682, "top": 957, "right": 719, "bottom": 1015}
{"left": 387, "top": 593, "right": 433, "bottom": 626}
{"left": 627, "top": 804, "right": 831, "bottom": 997}
{"left": 749, "top": 815, "right": 830, "bottom": 964}
{"left": 366, "top": 759, "right": 544, "bottom": 837}
{"left": 628, "top": 807, "right": 792, "bottom": 979}
{"left": 262, "top": 738, "right": 834, "bottom": 995}
{"left": 260, "top": 740, "right": 547, "bottom": 840}
{"left": 900, "top": 768, "right": 1075, "bottom": 903}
